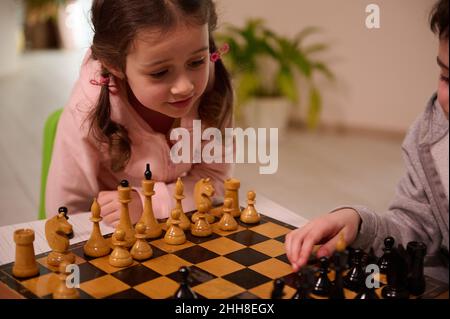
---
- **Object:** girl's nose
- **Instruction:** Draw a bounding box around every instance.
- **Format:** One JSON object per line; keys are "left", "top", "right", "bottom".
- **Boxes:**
{"left": 171, "top": 75, "right": 194, "bottom": 96}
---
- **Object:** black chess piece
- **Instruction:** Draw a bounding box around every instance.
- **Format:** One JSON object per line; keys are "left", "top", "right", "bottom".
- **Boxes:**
{"left": 292, "top": 267, "right": 314, "bottom": 300}
{"left": 330, "top": 248, "right": 348, "bottom": 299}
{"left": 381, "top": 245, "right": 410, "bottom": 299}
{"left": 174, "top": 266, "right": 198, "bottom": 299}
{"left": 343, "top": 248, "right": 365, "bottom": 292}
{"left": 378, "top": 236, "right": 395, "bottom": 274}
{"left": 144, "top": 163, "right": 152, "bottom": 180}
{"left": 407, "top": 241, "right": 427, "bottom": 296}
{"left": 312, "top": 257, "right": 332, "bottom": 296}
{"left": 354, "top": 265, "right": 380, "bottom": 299}
{"left": 271, "top": 278, "right": 285, "bottom": 299}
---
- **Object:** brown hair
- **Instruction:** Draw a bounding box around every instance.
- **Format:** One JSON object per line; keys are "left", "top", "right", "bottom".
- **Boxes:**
{"left": 89, "top": 0, "right": 233, "bottom": 172}
{"left": 430, "top": 0, "right": 449, "bottom": 40}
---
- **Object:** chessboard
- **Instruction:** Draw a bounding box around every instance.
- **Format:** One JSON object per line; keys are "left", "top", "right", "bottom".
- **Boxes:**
{"left": 0, "top": 210, "right": 448, "bottom": 299}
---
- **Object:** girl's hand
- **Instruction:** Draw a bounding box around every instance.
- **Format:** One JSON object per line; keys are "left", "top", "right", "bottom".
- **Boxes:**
{"left": 285, "top": 208, "right": 361, "bottom": 272}
{"left": 97, "top": 190, "right": 143, "bottom": 227}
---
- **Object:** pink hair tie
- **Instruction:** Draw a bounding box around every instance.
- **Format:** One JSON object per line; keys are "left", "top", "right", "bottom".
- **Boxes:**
{"left": 89, "top": 74, "right": 118, "bottom": 94}
{"left": 210, "top": 43, "right": 230, "bottom": 62}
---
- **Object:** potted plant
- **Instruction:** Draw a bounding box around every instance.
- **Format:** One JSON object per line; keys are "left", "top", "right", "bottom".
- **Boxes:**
{"left": 218, "top": 19, "right": 334, "bottom": 136}
{"left": 22, "top": 0, "right": 70, "bottom": 49}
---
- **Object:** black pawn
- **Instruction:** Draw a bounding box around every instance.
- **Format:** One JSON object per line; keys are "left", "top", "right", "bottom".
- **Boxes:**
{"left": 330, "top": 249, "right": 347, "bottom": 299}
{"left": 407, "top": 241, "right": 427, "bottom": 296}
{"left": 144, "top": 163, "right": 152, "bottom": 180}
{"left": 381, "top": 245, "right": 410, "bottom": 299}
{"left": 312, "top": 257, "right": 332, "bottom": 296}
{"left": 343, "top": 249, "right": 365, "bottom": 292}
{"left": 174, "top": 267, "right": 197, "bottom": 299}
{"left": 120, "top": 179, "right": 129, "bottom": 188}
{"left": 378, "top": 236, "right": 395, "bottom": 274}
{"left": 271, "top": 278, "right": 285, "bottom": 299}
{"left": 292, "top": 267, "right": 314, "bottom": 300}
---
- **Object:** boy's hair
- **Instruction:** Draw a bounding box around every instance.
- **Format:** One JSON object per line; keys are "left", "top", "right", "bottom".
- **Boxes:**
{"left": 89, "top": 0, "right": 233, "bottom": 172}
{"left": 430, "top": 0, "right": 449, "bottom": 40}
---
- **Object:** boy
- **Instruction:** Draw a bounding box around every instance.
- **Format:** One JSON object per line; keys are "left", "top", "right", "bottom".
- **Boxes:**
{"left": 285, "top": 0, "right": 449, "bottom": 283}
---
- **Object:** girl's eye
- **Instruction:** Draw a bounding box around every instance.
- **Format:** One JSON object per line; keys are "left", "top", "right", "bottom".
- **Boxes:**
{"left": 150, "top": 70, "right": 168, "bottom": 78}
{"left": 189, "top": 58, "right": 206, "bottom": 68}
{"left": 440, "top": 75, "right": 449, "bottom": 84}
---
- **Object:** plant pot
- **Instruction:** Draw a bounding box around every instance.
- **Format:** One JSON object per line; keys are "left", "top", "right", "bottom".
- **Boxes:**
{"left": 241, "top": 97, "right": 292, "bottom": 140}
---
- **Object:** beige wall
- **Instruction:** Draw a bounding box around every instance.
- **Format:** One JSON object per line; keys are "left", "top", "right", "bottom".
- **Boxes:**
{"left": 216, "top": 0, "right": 439, "bottom": 134}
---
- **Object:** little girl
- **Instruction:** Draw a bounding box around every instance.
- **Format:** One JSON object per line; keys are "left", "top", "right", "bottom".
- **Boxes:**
{"left": 46, "top": 0, "right": 234, "bottom": 226}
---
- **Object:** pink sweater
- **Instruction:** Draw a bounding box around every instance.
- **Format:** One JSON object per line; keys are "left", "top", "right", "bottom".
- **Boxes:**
{"left": 46, "top": 50, "right": 231, "bottom": 219}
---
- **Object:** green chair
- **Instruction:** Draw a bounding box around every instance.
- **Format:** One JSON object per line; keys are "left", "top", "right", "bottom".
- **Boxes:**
{"left": 38, "top": 108, "right": 63, "bottom": 220}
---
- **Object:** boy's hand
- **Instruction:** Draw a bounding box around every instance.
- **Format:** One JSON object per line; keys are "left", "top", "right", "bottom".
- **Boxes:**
{"left": 285, "top": 208, "right": 361, "bottom": 272}
{"left": 97, "top": 190, "right": 143, "bottom": 227}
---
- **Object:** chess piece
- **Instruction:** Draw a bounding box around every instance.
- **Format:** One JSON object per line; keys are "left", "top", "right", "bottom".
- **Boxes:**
{"left": 166, "top": 178, "right": 191, "bottom": 231}
{"left": 271, "top": 278, "right": 285, "bottom": 299}
{"left": 112, "top": 180, "right": 136, "bottom": 248}
{"left": 174, "top": 266, "right": 198, "bottom": 299}
{"left": 218, "top": 198, "right": 238, "bottom": 231}
{"left": 292, "top": 267, "right": 314, "bottom": 300}
{"left": 164, "top": 208, "right": 187, "bottom": 245}
{"left": 312, "top": 257, "right": 332, "bottom": 296}
{"left": 354, "top": 268, "right": 380, "bottom": 299}
{"left": 381, "top": 245, "right": 410, "bottom": 299}
{"left": 192, "top": 178, "right": 215, "bottom": 224}
{"left": 53, "top": 262, "right": 79, "bottom": 299}
{"left": 191, "top": 203, "right": 213, "bottom": 237}
{"left": 109, "top": 229, "right": 133, "bottom": 268}
{"left": 12, "top": 228, "right": 39, "bottom": 278}
{"left": 330, "top": 231, "right": 347, "bottom": 299}
{"left": 131, "top": 223, "right": 153, "bottom": 261}
{"left": 211, "top": 178, "right": 241, "bottom": 218}
{"left": 138, "top": 164, "right": 162, "bottom": 238}
{"left": 343, "top": 248, "right": 365, "bottom": 292}
{"left": 83, "top": 198, "right": 111, "bottom": 257}
{"left": 378, "top": 236, "right": 395, "bottom": 274}
{"left": 45, "top": 207, "right": 76, "bottom": 268}
{"left": 407, "top": 241, "right": 427, "bottom": 296}
{"left": 240, "top": 191, "right": 260, "bottom": 224}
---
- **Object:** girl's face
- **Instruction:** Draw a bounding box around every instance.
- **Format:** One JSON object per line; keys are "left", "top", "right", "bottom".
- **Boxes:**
{"left": 437, "top": 38, "right": 449, "bottom": 118}
{"left": 125, "top": 24, "right": 210, "bottom": 118}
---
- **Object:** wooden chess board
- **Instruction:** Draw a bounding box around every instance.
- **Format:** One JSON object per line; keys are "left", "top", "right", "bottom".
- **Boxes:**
{"left": 0, "top": 212, "right": 447, "bottom": 299}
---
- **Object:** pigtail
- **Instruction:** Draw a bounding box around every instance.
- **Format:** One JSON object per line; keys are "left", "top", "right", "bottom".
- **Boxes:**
{"left": 88, "top": 69, "right": 131, "bottom": 172}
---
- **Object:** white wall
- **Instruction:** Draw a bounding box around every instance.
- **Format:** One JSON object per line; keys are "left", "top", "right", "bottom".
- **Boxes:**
{"left": 216, "top": 0, "right": 438, "bottom": 133}
{"left": 0, "top": 0, "right": 21, "bottom": 77}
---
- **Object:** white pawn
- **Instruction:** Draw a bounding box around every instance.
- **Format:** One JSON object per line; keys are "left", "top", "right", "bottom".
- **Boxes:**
{"left": 240, "top": 191, "right": 261, "bottom": 224}
{"left": 109, "top": 230, "right": 133, "bottom": 268}
{"left": 218, "top": 198, "right": 238, "bottom": 231}
{"left": 164, "top": 208, "right": 186, "bottom": 245}
{"left": 53, "top": 262, "right": 79, "bottom": 299}
{"left": 131, "top": 223, "right": 153, "bottom": 261}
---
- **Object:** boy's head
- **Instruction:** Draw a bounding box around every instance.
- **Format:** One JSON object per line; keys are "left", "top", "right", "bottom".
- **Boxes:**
{"left": 430, "top": 0, "right": 449, "bottom": 117}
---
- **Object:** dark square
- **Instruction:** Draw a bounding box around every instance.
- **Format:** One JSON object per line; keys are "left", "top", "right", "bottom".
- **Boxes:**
{"left": 166, "top": 265, "right": 216, "bottom": 287}
{"left": 70, "top": 245, "right": 97, "bottom": 261}
{"left": 174, "top": 245, "right": 219, "bottom": 264}
{"left": 274, "top": 235, "right": 286, "bottom": 243}
{"left": 77, "top": 262, "right": 108, "bottom": 283}
{"left": 185, "top": 231, "right": 220, "bottom": 244}
{"left": 111, "top": 264, "right": 161, "bottom": 286}
{"left": 282, "top": 271, "right": 300, "bottom": 289}
{"left": 276, "top": 254, "right": 290, "bottom": 265}
{"left": 106, "top": 288, "right": 149, "bottom": 299}
{"left": 2, "top": 262, "right": 51, "bottom": 281}
{"left": 148, "top": 244, "right": 166, "bottom": 259}
{"left": 223, "top": 268, "right": 272, "bottom": 290}
{"left": 224, "top": 248, "right": 271, "bottom": 267}
{"left": 231, "top": 291, "right": 261, "bottom": 299}
{"left": 0, "top": 271, "right": 38, "bottom": 299}
{"left": 226, "top": 230, "right": 270, "bottom": 246}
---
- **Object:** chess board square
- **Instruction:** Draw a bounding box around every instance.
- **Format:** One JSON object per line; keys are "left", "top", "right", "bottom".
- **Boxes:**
{"left": 80, "top": 274, "right": 130, "bottom": 299}
{"left": 196, "top": 257, "right": 245, "bottom": 277}
{"left": 250, "top": 239, "right": 286, "bottom": 257}
{"left": 249, "top": 281, "right": 296, "bottom": 299}
{"left": 226, "top": 230, "right": 269, "bottom": 246}
{"left": 0, "top": 271, "right": 37, "bottom": 299}
{"left": 249, "top": 258, "right": 293, "bottom": 279}
{"left": 77, "top": 262, "right": 107, "bottom": 283}
{"left": 185, "top": 231, "right": 220, "bottom": 244}
{"left": 199, "top": 237, "right": 246, "bottom": 256}
{"left": 174, "top": 245, "right": 219, "bottom": 264}
{"left": 250, "top": 222, "right": 291, "bottom": 239}
{"left": 282, "top": 272, "right": 299, "bottom": 289}
{"left": 36, "top": 254, "right": 86, "bottom": 273}
{"left": 222, "top": 268, "right": 272, "bottom": 290}
{"left": 274, "top": 235, "right": 286, "bottom": 243}
{"left": 192, "top": 278, "right": 246, "bottom": 299}
{"left": 276, "top": 254, "right": 290, "bottom": 265}
{"left": 261, "top": 215, "right": 296, "bottom": 230}
{"left": 21, "top": 272, "right": 59, "bottom": 298}
{"left": 150, "top": 238, "right": 195, "bottom": 253}
{"left": 142, "top": 254, "right": 192, "bottom": 275}
{"left": 88, "top": 255, "right": 138, "bottom": 274}
{"left": 148, "top": 244, "right": 166, "bottom": 259}
{"left": 106, "top": 288, "right": 149, "bottom": 299}
{"left": 231, "top": 291, "right": 261, "bottom": 299}
{"left": 134, "top": 276, "right": 179, "bottom": 299}
{"left": 212, "top": 223, "right": 246, "bottom": 236}
{"left": 2, "top": 262, "right": 51, "bottom": 280}
{"left": 42, "top": 288, "right": 93, "bottom": 299}
{"left": 224, "top": 248, "right": 271, "bottom": 267}
{"left": 111, "top": 264, "right": 161, "bottom": 286}
{"left": 70, "top": 245, "right": 98, "bottom": 261}
{"left": 166, "top": 265, "right": 216, "bottom": 287}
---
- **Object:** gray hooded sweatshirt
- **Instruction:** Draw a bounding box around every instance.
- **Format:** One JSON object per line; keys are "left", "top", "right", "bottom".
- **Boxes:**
{"left": 337, "top": 93, "right": 449, "bottom": 283}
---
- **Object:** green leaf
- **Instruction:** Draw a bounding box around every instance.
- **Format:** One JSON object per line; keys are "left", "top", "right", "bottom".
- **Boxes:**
{"left": 307, "top": 87, "right": 322, "bottom": 129}
{"left": 276, "top": 69, "right": 298, "bottom": 103}
{"left": 312, "top": 62, "right": 335, "bottom": 80}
